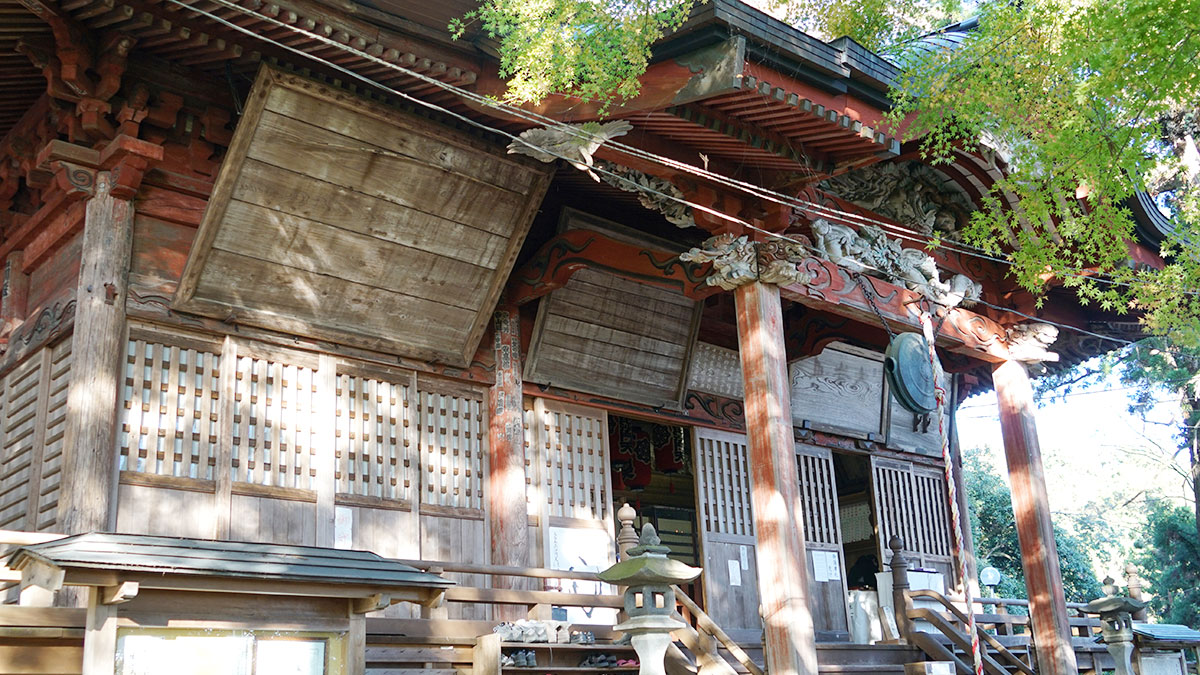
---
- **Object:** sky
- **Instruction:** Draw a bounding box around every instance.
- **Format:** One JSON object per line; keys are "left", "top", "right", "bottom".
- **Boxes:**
{"left": 954, "top": 363, "right": 1194, "bottom": 578}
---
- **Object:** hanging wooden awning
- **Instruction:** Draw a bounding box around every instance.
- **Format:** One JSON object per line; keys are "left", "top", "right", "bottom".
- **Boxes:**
{"left": 173, "top": 65, "right": 552, "bottom": 367}
{"left": 10, "top": 532, "right": 453, "bottom": 602}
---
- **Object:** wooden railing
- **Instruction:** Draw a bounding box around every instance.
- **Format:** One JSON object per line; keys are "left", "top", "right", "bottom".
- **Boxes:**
{"left": 673, "top": 584, "right": 764, "bottom": 675}
{"left": 907, "top": 589, "right": 1035, "bottom": 675}
{"left": 942, "top": 594, "right": 1103, "bottom": 639}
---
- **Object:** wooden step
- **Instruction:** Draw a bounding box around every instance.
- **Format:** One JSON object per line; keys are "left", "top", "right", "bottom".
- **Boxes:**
{"left": 818, "top": 666, "right": 906, "bottom": 673}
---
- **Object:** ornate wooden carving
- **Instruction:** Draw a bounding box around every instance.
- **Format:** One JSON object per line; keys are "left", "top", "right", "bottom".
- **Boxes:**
{"left": 0, "top": 295, "right": 75, "bottom": 373}
{"left": 784, "top": 257, "right": 1010, "bottom": 361}
{"left": 679, "top": 234, "right": 813, "bottom": 290}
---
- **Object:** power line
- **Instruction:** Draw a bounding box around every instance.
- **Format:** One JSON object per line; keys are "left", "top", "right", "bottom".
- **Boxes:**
{"left": 191, "top": 0, "right": 1190, "bottom": 299}
{"left": 166, "top": 0, "right": 1145, "bottom": 347}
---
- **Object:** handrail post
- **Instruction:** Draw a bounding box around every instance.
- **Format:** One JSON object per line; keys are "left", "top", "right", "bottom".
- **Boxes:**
{"left": 1124, "top": 563, "right": 1147, "bottom": 622}
{"left": 889, "top": 536, "right": 914, "bottom": 642}
{"left": 420, "top": 566, "right": 449, "bottom": 620}
{"left": 617, "top": 503, "right": 639, "bottom": 560}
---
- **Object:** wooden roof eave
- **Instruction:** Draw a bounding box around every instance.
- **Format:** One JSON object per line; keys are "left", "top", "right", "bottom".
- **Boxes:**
{"left": 20, "top": 567, "right": 444, "bottom": 605}
{"left": 462, "top": 35, "right": 746, "bottom": 125}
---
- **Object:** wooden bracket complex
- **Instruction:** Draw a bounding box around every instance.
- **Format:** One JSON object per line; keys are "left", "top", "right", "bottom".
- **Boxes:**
{"left": 100, "top": 581, "right": 139, "bottom": 605}
{"left": 350, "top": 592, "right": 393, "bottom": 614}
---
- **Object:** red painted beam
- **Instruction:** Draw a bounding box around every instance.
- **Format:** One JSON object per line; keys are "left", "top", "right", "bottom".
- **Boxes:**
{"left": 507, "top": 229, "right": 719, "bottom": 305}
{"left": 779, "top": 257, "right": 1011, "bottom": 362}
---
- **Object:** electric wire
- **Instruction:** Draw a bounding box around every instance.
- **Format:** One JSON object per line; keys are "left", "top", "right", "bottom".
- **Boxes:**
{"left": 167, "top": 0, "right": 1141, "bottom": 347}
{"left": 183, "top": 0, "right": 1179, "bottom": 297}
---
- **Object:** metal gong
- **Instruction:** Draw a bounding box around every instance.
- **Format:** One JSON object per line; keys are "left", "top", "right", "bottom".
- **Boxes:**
{"left": 884, "top": 332, "right": 941, "bottom": 414}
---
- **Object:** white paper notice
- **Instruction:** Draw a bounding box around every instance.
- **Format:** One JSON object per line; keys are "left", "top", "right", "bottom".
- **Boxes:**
{"left": 728, "top": 559, "right": 742, "bottom": 586}
{"left": 739, "top": 545, "right": 749, "bottom": 570}
{"left": 812, "top": 551, "right": 829, "bottom": 582}
{"left": 334, "top": 506, "right": 353, "bottom": 549}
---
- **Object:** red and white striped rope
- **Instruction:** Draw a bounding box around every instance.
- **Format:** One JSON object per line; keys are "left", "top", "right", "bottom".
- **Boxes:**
{"left": 920, "top": 311, "right": 983, "bottom": 675}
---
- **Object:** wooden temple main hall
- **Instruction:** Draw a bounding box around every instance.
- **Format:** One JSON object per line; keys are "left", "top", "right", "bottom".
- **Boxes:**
{"left": 0, "top": 0, "right": 1171, "bottom": 674}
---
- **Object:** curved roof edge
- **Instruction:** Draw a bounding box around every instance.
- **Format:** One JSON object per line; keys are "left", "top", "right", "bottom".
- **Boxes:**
{"left": 654, "top": 0, "right": 899, "bottom": 110}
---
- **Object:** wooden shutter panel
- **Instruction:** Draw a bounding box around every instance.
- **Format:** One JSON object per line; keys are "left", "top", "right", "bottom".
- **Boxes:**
{"left": 797, "top": 443, "right": 849, "bottom": 640}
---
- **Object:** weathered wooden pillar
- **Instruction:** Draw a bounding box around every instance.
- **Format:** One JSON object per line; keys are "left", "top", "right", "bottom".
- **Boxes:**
{"left": 993, "top": 359, "right": 1079, "bottom": 675}
{"left": 734, "top": 280, "right": 818, "bottom": 675}
{"left": 488, "top": 304, "right": 529, "bottom": 620}
{"left": 948, "top": 377, "right": 979, "bottom": 588}
{"left": 58, "top": 171, "right": 135, "bottom": 536}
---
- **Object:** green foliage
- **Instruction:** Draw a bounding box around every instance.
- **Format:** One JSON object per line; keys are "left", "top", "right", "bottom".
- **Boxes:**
{"left": 449, "top": 0, "right": 697, "bottom": 109}
{"left": 887, "top": 0, "right": 1200, "bottom": 340}
{"left": 775, "top": 0, "right": 962, "bottom": 51}
{"left": 455, "top": 0, "right": 1200, "bottom": 344}
{"left": 1133, "top": 499, "right": 1200, "bottom": 626}
{"left": 964, "top": 447, "right": 1102, "bottom": 604}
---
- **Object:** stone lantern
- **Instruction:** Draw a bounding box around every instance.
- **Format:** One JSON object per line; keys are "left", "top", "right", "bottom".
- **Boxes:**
{"left": 598, "top": 523, "right": 701, "bottom": 675}
{"left": 1085, "top": 576, "right": 1147, "bottom": 675}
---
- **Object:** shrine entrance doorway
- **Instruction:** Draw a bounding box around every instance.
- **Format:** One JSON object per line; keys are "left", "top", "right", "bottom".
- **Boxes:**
{"left": 608, "top": 414, "right": 700, "bottom": 600}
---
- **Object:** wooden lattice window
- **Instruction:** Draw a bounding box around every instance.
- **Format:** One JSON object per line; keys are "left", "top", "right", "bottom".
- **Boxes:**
{"left": 232, "top": 352, "right": 318, "bottom": 489}
{"left": 417, "top": 378, "right": 486, "bottom": 509}
{"left": 118, "top": 337, "right": 221, "bottom": 479}
{"left": 523, "top": 404, "right": 540, "bottom": 516}
{"left": 334, "top": 368, "right": 416, "bottom": 501}
{"left": 798, "top": 446, "right": 842, "bottom": 546}
{"left": 872, "top": 457, "right": 953, "bottom": 572}
{"left": 533, "top": 400, "right": 610, "bottom": 521}
{"left": 694, "top": 428, "right": 754, "bottom": 538}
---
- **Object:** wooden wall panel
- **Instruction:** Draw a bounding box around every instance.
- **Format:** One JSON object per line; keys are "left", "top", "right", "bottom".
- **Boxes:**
{"left": 0, "top": 640, "right": 82, "bottom": 675}
{"left": 525, "top": 268, "right": 701, "bottom": 409}
{"left": 789, "top": 344, "right": 885, "bottom": 440}
{"left": 228, "top": 493, "right": 317, "bottom": 546}
{"left": 343, "top": 503, "right": 420, "bottom": 618}
{"left": 115, "top": 483, "right": 215, "bottom": 538}
{"left": 129, "top": 214, "right": 194, "bottom": 297}
{"left": 886, "top": 396, "right": 944, "bottom": 458}
{"left": 26, "top": 232, "right": 81, "bottom": 316}
{"left": 420, "top": 512, "right": 491, "bottom": 621}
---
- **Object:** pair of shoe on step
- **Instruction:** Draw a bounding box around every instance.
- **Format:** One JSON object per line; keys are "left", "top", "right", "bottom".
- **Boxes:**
{"left": 580, "top": 654, "right": 627, "bottom": 668}
{"left": 569, "top": 631, "right": 595, "bottom": 644}
{"left": 502, "top": 650, "right": 537, "bottom": 667}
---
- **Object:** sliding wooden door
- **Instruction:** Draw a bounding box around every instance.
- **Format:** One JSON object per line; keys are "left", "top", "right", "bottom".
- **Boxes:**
{"left": 693, "top": 427, "right": 760, "bottom": 641}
